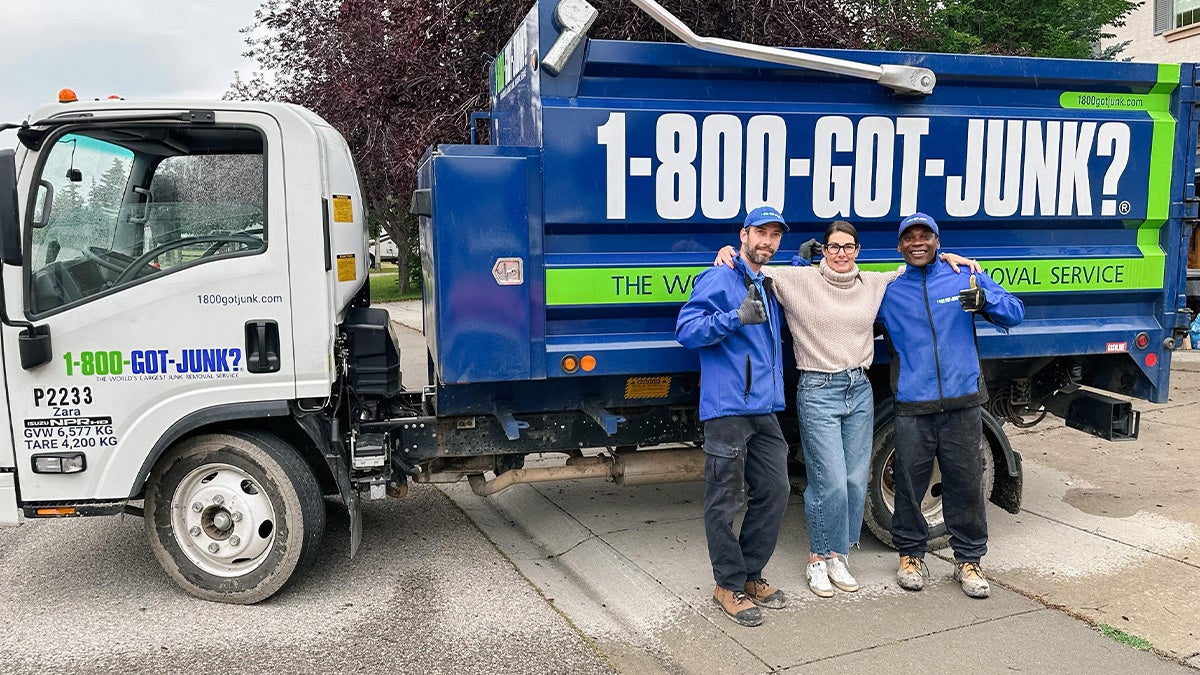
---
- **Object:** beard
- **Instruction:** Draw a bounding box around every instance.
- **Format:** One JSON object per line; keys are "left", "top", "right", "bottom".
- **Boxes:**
{"left": 743, "top": 245, "right": 776, "bottom": 266}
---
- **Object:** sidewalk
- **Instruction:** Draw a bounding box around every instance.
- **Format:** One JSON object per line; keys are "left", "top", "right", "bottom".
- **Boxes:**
{"left": 377, "top": 299, "right": 423, "bottom": 333}
{"left": 442, "top": 473, "right": 1192, "bottom": 673}
{"left": 1172, "top": 347, "right": 1200, "bottom": 372}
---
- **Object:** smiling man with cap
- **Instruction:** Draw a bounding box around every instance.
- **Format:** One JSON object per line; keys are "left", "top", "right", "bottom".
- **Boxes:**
{"left": 877, "top": 212, "right": 1024, "bottom": 599}
{"left": 675, "top": 205, "right": 791, "bottom": 626}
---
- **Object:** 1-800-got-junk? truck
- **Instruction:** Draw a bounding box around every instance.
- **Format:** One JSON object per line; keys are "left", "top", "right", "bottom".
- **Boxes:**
{"left": 0, "top": 0, "right": 1196, "bottom": 603}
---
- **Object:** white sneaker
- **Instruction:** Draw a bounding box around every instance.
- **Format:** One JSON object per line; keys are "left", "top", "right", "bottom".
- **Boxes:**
{"left": 806, "top": 560, "right": 834, "bottom": 598}
{"left": 826, "top": 555, "right": 859, "bottom": 592}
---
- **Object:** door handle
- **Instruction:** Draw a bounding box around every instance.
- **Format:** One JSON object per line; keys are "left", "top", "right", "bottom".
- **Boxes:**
{"left": 244, "top": 320, "right": 280, "bottom": 373}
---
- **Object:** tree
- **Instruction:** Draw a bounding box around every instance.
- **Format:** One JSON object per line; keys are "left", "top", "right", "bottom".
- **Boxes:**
{"left": 231, "top": 0, "right": 532, "bottom": 294}
{"left": 231, "top": 0, "right": 1137, "bottom": 293}
{"left": 584, "top": 0, "right": 930, "bottom": 47}
{"left": 88, "top": 158, "right": 130, "bottom": 210}
{"left": 890, "top": 0, "right": 1141, "bottom": 58}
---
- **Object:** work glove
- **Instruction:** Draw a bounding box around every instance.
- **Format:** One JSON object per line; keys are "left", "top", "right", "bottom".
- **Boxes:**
{"left": 798, "top": 238, "right": 821, "bottom": 264}
{"left": 959, "top": 274, "right": 987, "bottom": 312}
{"left": 737, "top": 286, "right": 767, "bottom": 325}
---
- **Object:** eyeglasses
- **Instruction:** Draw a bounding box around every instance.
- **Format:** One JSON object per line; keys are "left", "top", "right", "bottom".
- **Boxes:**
{"left": 823, "top": 243, "right": 860, "bottom": 254}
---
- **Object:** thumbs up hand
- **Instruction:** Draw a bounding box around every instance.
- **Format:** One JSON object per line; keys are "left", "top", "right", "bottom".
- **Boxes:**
{"left": 959, "top": 274, "right": 987, "bottom": 312}
{"left": 798, "top": 238, "right": 822, "bottom": 264}
{"left": 737, "top": 286, "right": 768, "bottom": 325}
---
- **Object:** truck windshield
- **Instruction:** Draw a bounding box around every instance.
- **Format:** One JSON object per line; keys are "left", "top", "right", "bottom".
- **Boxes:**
{"left": 26, "top": 126, "right": 265, "bottom": 315}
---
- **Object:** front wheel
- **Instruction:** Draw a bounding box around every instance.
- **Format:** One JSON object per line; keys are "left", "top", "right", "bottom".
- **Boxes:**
{"left": 863, "top": 416, "right": 992, "bottom": 551}
{"left": 144, "top": 430, "right": 326, "bottom": 604}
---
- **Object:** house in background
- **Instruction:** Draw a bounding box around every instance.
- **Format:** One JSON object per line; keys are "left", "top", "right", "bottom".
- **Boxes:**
{"left": 1102, "top": 0, "right": 1199, "bottom": 61}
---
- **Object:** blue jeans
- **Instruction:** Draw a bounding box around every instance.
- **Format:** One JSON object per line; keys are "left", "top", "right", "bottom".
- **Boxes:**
{"left": 891, "top": 406, "right": 988, "bottom": 562}
{"left": 703, "top": 414, "right": 791, "bottom": 591}
{"left": 796, "top": 368, "right": 873, "bottom": 557}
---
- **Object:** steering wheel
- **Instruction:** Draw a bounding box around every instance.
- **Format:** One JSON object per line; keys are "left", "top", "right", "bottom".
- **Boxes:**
{"left": 111, "top": 234, "right": 263, "bottom": 286}
{"left": 201, "top": 227, "right": 264, "bottom": 257}
{"left": 82, "top": 246, "right": 150, "bottom": 275}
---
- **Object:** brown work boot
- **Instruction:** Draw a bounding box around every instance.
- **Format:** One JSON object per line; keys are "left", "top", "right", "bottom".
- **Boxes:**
{"left": 744, "top": 578, "right": 787, "bottom": 609}
{"left": 712, "top": 586, "right": 763, "bottom": 626}
{"left": 896, "top": 555, "right": 928, "bottom": 591}
{"left": 954, "top": 561, "right": 991, "bottom": 599}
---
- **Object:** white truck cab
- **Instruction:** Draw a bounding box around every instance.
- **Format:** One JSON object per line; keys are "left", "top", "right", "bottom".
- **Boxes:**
{"left": 0, "top": 98, "right": 374, "bottom": 602}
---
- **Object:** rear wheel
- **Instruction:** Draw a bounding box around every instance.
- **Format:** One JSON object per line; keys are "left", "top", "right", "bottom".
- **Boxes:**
{"left": 864, "top": 417, "right": 992, "bottom": 551}
{"left": 144, "top": 430, "right": 325, "bottom": 604}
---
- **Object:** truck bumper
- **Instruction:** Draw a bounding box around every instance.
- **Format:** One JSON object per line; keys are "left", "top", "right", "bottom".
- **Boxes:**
{"left": 0, "top": 472, "right": 20, "bottom": 526}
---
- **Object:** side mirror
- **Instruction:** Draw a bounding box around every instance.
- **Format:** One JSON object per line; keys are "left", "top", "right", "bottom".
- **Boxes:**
{"left": 19, "top": 325, "right": 52, "bottom": 370}
{"left": 0, "top": 149, "right": 21, "bottom": 266}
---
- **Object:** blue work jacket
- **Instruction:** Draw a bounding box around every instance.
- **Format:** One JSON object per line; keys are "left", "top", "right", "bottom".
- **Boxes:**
{"left": 878, "top": 259, "right": 1024, "bottom": 416}
{"left": 675, "top": 257, "right": 785, "bottom": 422}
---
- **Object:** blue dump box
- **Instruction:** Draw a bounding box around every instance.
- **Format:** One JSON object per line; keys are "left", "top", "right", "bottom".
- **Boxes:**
{"left": 416, "top": 0, "right": 1199, "bottom": 427}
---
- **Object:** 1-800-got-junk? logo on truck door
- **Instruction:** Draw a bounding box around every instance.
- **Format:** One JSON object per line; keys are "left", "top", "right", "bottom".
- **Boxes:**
{"left": 60, "top": 348, "right": 244, "bottom": 380}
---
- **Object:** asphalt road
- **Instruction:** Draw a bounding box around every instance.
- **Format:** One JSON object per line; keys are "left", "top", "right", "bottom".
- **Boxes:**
{"left": 0, "top": 478, "right": 612, "bottom": 673}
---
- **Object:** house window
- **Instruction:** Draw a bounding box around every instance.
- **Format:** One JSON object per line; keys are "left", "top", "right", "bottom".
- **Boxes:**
{"left": 1179, "top": 0, "right": 1200, "bottom": 27}
{"left": 1156, "top": 0, "right": 1200, "bottom": 33}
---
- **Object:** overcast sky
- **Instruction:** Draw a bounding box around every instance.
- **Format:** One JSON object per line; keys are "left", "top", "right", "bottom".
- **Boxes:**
{"left": 0, "top": 1, "right": 257, "bottom": 141}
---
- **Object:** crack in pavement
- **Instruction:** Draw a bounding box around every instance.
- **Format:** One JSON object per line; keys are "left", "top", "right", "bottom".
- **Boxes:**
{"left": 774, "top": 607, "right": 1046, "bottom": 671}
{"left": 1016, "top": 507, "right": 1200, "bottom": 571}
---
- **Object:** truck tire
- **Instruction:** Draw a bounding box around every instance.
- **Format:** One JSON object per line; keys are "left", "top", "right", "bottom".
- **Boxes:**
{"left": 863, "top": 415, "right": 992, "bottom": 551}
{"left": 144, "top": 430, "right": 326, "bottom": 604}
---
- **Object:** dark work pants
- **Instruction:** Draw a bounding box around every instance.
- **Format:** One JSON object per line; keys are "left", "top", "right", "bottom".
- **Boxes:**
{"left": 891, "top": 406, "right": 988, "bottom": 563}
{"left": 703, "top": 414, "right": 791, "bottom": 591}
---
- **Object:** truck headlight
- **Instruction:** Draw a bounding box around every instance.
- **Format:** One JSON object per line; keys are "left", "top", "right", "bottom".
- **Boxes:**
{"left": 31, "top": 452, "right": 87, "bottom": 474}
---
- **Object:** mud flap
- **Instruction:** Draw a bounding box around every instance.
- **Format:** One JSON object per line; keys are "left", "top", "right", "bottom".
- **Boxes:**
{"left": 294, "top": 412, "right": 362, "bottom": 557}
{"left": 982, "top": 408, "right": 1022, "bottom": 514}
{"left": 340, "top": 462, "right": 363, "bottom": 557}
{"left": 329, "top": 432, "right": 362, "bottom": 557}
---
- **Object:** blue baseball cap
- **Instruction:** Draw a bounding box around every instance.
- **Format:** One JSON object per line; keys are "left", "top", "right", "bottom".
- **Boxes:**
{"left": 899, "top": 212, "right": 939, "bottom": 238}
{"left": 743, "top": 206, "right": 789, "bottom": 231}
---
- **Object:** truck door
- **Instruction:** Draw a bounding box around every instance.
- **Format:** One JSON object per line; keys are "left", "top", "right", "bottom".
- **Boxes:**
{"left": 2, "top": 113, "right": 295, "bottom": 505}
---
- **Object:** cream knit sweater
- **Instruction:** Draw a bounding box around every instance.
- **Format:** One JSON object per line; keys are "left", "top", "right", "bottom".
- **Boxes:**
{"left": 764, "top": 261, "right": 901, "bottom": 373}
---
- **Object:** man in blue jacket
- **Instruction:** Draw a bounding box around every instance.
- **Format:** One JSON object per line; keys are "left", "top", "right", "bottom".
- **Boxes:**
{"left": 878, "top": 213, "right": 1024, "bottom": 599}
{"left": 676, "top": 206, "right": 791, "bottom": 627}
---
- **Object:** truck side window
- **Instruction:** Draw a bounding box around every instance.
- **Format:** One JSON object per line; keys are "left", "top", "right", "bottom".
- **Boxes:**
{"left": 141, "top": 154, "right": 264, "bottom": 275}
{"left": 26, "top": 127, "right": 266, "bottom": 316}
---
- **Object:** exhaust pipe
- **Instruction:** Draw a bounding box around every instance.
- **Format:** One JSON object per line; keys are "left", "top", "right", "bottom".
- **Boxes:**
{"left": 467, "top": 448, "right": 704, "bottom": 496}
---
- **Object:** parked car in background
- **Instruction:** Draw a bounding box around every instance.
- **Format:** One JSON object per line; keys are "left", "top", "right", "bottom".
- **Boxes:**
{"left": 369, "top": 234, "right": 399, "bottom": 266}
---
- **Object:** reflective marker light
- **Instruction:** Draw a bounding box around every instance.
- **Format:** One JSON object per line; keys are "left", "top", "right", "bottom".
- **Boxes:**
{"left": 580, "top": 355, "right": 597, "bottom": 372}
{"left": 35, "top": 507, "right": 78, "bottom": 517}
{"left": 1134, "top": 332, "right": 1150, "bottom": 349}
{"left": 31, "top": 452, "right": 87, "bottom": 474}
{"left": 1145, "top": 353, "right": 1158, "bottom": 367}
